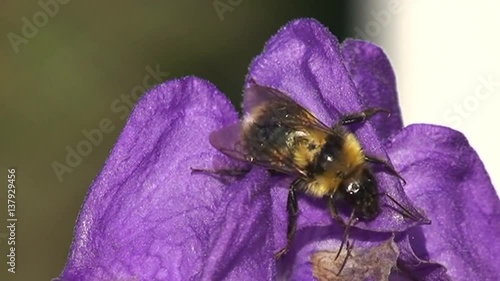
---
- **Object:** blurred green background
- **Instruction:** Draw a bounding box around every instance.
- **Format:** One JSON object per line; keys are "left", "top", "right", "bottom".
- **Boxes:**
{"left": 0, "top": 1, "right": 356, "bottom": 280}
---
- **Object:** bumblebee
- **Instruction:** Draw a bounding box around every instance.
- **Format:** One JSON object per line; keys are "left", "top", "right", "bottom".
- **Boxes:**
{"left": 199, "top": 82, "right": 406, "bottom": 258}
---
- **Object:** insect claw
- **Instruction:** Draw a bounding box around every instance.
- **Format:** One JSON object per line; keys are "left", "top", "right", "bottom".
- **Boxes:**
{"left": 274, "top": 247, "right": 289, "bottom": 260}
{"left": 400, "top": 176, "right": 407, "bottom": 186}
{"left": 380, "top": 108, "right": 391, "bottom": 118}
{"left": 190, "top": 167, "right": 202, "bottom": 174}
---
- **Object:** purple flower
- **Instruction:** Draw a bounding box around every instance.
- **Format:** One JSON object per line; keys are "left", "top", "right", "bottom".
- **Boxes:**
{"left": 56, "top": 19, "right": 500, "bottom": 281}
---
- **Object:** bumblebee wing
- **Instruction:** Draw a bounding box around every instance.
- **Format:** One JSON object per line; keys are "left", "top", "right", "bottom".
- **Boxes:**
{"left": 209, "top": 122, "right": 305, "bottom": 176}
{"left": 244, "top": 83, "right": 292, "bottom": 112}
{"left": 244, "top": 83, "right": 331, "bottom": 132}
{"left": 209, "top": 123, "right": 248, "bottom": 161}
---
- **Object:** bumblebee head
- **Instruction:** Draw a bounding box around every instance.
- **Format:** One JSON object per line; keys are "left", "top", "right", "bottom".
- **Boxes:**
{"left": 339, "top": 167, "right": 380, "bottom": 221}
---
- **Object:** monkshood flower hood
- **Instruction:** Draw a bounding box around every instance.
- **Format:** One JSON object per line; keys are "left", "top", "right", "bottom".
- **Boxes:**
{"left": 56, "top": 19, "right": 500, "bottom": 281}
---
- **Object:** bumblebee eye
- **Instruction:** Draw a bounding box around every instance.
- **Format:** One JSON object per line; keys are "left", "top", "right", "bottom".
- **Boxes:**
{"left": 346, "top": 182, "right": 360, "bottom": 194}
{"left": 325, "top": 155, "right": 334, "bottom": 162}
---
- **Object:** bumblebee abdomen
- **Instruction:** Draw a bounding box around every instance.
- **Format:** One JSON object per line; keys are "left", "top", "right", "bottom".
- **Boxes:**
{"left": 244, "top": 123, "right": 293, "bottom": 160}
{"left": 242, "top": 102, "right": 327, "bottom": 172}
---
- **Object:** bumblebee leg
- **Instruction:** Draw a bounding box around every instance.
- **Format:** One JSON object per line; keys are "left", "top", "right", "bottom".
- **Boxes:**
{"left": 274, "top": 178, "right": 303, "bottom": 259}
{"left": 328, "top": 193, "right": 346, "bottom": 226}
{"left": 191, "top": 167, "right": 250, "bottom": 184}
{"left": 190, "top": 167, "right": 250, "bottom": 177}
{"left": 364, "top": 155, "right": 406, "bottom": 185}
{"left": 338, "top": 107, "right": 390, "bottom": 126}
{"left": 384, "top": 193, "right": 424, "bottom": 223}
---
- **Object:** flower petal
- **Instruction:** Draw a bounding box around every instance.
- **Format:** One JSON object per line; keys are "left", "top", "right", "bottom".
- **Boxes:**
{"left": 387, "top": 124, "right": 500, "bottom": 281}
{"left": 56, "top": 77, "right": 275, "bottom": 280}
{"left": 341, "top": 39, "right": 403, "bottom": 141}
{"left": 246, "top": 18, "right": 427, "bottom": 235}
{"left": 281, "top": 227, "right": 396, "bottom": 280}
{"left": 394, "top": 234, "right": 451, "bottom": 281}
